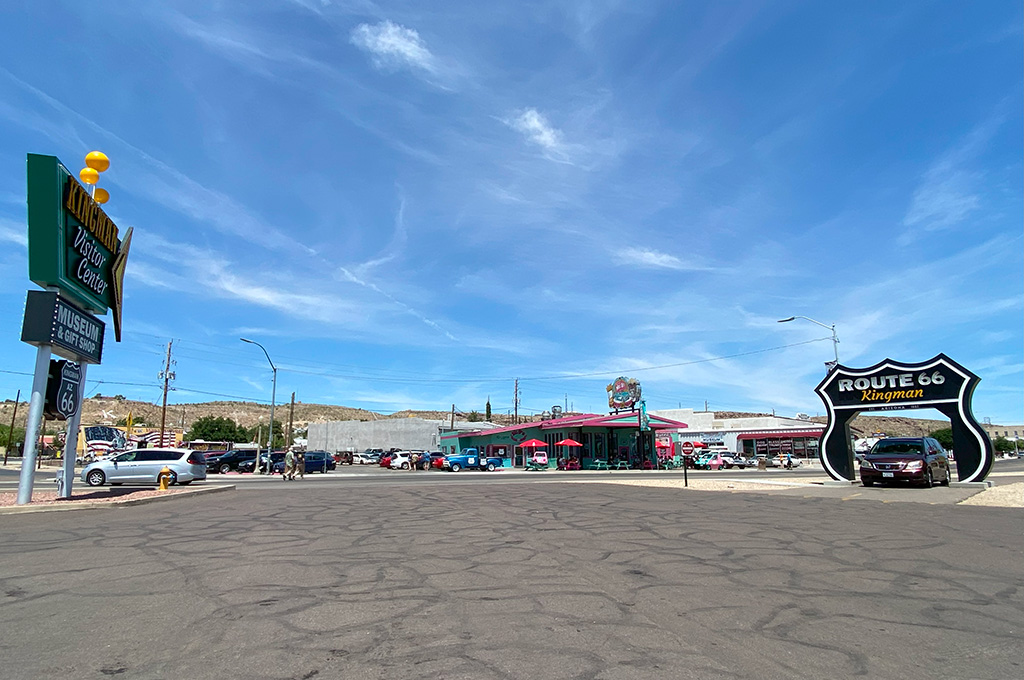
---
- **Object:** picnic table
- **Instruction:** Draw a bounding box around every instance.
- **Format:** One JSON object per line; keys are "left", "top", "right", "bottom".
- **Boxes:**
{"left": 589, "top": 460, "right": 610, "bottom": 471}
{"left": 613, "top": 461, "right": 630, "bottom": 470}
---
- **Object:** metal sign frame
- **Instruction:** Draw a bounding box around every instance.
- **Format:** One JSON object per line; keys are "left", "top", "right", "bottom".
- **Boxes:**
{"left": 815, "top": 354, "right": 993, "bottom": 483}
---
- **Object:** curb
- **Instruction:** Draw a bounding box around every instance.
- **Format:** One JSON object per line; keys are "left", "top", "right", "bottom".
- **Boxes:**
{"left": 0, "top": 484, "right": 235, "bottom": 516}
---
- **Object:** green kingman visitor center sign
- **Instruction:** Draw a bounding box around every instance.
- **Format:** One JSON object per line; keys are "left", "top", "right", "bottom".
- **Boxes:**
{"left": 26, "top": 153, "right": 132, "bottom": 341}
{"left": 18, "top": 152, "right": 134, "bottom": 505}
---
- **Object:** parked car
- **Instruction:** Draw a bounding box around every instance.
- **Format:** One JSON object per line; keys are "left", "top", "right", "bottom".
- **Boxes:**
{"left": 379, "top": 452, "right": 394, "bottom": 468}
{"left": 389, "top": 451, "right": 415, "bottom": 470}
{"left": 81, "top": 448, "right": 207, "bottom": 487}
{"left": 206, "top": 449, "right": 259, "bottom": 474}
{"left": 304, "top": 450, "right": 337, "bottom": 473}
{"left": 270, "top": 450, "right": 336, "bottom": 474}
{"left": 442, "top": 449, "right": 503, "bottom": 472}
{"left": 354, "top": 452, "right": 379, "bottom": 465}
{"left": 333, "top": 451, "right": 354, "bottom": 465}
{"left": 693, "top": 452, "right": 716, "bottom": 469}
{"left": 238, "top": 451, "right": 285, "bottom": 474}
{"left": 718, "top": 453, "right": 748, "bottom": 469}
{"left": 860, "top": 437, "right": 951, "bottom": 487}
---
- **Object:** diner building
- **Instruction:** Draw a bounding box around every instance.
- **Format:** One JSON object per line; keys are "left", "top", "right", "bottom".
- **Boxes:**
{"left": 651, "top": 409, "right": 825, "bottom": 460}
{"left": 440, "top": 411, "right": 689, "bottom": 468}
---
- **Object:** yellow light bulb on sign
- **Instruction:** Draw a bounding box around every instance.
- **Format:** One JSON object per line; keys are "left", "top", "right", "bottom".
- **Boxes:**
{"left": 85, "top": 151, "right": 110, "bottom": 172}
{"left": 79, "top": 167, "right": 99, "bottom": 185}
{"left": 94, "top": 188, "right": 110, "bottom": 204}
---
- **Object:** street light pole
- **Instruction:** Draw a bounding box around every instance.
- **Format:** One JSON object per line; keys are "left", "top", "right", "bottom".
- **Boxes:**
{"left": 777, "top": 315, "right": 840, "bottom": 364}
{"left": 241, "top": 338, "right": 276, "bottom": 475}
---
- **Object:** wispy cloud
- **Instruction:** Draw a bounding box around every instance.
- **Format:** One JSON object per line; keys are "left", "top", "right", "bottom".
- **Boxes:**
{"left": 338, "top": 266, "right": 458, "bottom": 342}
{"left": 347, "top": 196, "right": 408, "bottom": 278}
{"left": 0, "top": 217, "right": 27, "bottom": 247}
{"left": 616, "top": 247, "right": 689, "bottom": 271}
{"left": 351, "top": 20, "right": 438, "bottom": 75}
{"left": 504, "top": 108, "right": 573, "bottom": 162}
{"left": 900, "top": 115, "right": 1003, "bottom": 243}
{"left": 0, "top": 67, "right": 308, "bottom": 254}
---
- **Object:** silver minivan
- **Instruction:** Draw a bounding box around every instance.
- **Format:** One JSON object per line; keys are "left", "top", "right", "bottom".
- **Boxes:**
{"left": 81, "top": 448, "right": 208, "bottom": 487}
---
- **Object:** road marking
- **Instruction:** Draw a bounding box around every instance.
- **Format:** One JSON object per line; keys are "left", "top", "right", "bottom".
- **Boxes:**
{"left": 842, "top": 493, "right": 862, "bottom": 501}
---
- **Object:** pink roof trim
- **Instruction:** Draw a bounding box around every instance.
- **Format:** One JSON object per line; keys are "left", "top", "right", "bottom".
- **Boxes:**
{"left": 440, "top": 412, "right": 688, "bottom": 440}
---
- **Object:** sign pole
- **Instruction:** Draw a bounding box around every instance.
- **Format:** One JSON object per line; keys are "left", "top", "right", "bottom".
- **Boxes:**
{"left": 16, "top": 344, "right": 53, "bottom": 505}
{"left": 58, "top": 363, "right": 88, "bottom": 499}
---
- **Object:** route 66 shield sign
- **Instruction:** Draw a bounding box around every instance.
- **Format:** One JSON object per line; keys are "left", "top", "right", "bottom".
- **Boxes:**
{"left": 44, "top": 360, "right": 82, "bottom": 421}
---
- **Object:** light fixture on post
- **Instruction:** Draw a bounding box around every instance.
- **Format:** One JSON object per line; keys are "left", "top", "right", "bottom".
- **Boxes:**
{"left": 241, "top": 338, "right": 276, "bottom": 474}
{"left": 777, "top": 316, "right": 840, "bottom": 366}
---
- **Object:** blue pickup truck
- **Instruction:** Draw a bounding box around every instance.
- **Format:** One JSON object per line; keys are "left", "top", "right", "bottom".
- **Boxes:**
{"left": 442, "top": 448, "right": 503, "bottom": 472}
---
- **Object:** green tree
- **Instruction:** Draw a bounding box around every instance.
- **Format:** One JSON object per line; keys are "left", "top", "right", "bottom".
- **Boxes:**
{"left": 466, "top": 411, "right": 482, "bottom": 422}
{"left": 485, "top": 399, "right": 492, "bottom": 421}
{"left": 993, "top": 436, "right": 1016, "bottom": 454}
{"left": 929, "top": 428, "right": 953, "bottom": 450}
{"left": 0, "top": 424, "right": 25, "bottom": 451}
{"left": 187, "top": 416, "right": 248, "bottom": 443}
{"left": 240, "top": 421, "right": 284, "bottom": 448}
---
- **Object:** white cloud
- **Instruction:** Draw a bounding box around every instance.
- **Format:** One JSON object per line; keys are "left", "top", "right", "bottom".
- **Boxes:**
{"left": 902, "top": 168, "right": 981, "bottom": 232}
{"left": 616, "top": 247, "right": 684, "bottom": 270}
{"left": 351, "top": 21, "right": 438, "bottom": 75}
{"left": 900, "top": 115, "right": 1003, "bottom": 242}
{"left": 616, "top": 247, "right": 715, "bottom": 272}
{"left": 0, "top": 217, "right": 27, "bottom": 247}
{"left": 505, "top": 108, "right": 570, "bottom": 160}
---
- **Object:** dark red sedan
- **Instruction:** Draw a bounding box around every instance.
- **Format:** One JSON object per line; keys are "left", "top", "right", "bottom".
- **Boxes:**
{"left": 859, "top": 437, "right": 952, "bottom": 487}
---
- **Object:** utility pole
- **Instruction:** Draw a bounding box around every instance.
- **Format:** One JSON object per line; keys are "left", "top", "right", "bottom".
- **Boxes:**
{"left": 158, "top": 341, "right": 175, "bottom": 448}
{"left": 4, "top": 389, "right": 19, "bottom": 465}
{"left": 450, "top": 404, "right": 455, "bottom": 429}
{"left": 564, "top": 393, "right": 568, "bottom": 412}
{"left": 514, "top": 379, "right": 519, "bottom": 425}
{"left": 287, "top": 392, "right": 295, "bottom": 450}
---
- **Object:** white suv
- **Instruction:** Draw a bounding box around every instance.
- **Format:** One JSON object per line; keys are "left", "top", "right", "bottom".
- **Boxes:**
{"left": 389, "top": 451, "right": 413, "bottom": 469}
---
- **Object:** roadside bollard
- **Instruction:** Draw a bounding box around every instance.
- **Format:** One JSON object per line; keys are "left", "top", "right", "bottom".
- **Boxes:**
{"left": 157, "top": 466, "right": 174, "bottom": 490}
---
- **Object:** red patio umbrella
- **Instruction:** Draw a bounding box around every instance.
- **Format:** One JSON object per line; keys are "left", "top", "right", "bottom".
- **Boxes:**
{"left": 517, "top": 439, "right": 547, "bottom": 448}
{"left": 655, "top": 441, "right": 671, "bottom": 448}
{"left": 554, "top": 438, "right": 582, "bottom": 447}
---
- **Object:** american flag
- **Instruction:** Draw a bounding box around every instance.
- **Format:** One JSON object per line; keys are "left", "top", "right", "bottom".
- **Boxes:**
{"left": 132, "top": 431, "right": 177, "bottom": 447}
{"left": 84, "top": 426, "right": 128, "bottom": 456}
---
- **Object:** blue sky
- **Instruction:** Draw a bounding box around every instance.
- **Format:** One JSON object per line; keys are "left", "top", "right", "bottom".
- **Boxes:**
{"left": 0, "top": 1, "right": 1021, "bottom": 424}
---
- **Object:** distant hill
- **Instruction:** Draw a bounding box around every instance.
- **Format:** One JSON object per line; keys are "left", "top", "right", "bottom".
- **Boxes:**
{"left": 0, "top": 398, "right": 973, "bottom": 437}
{"left": 0, "top": 397, "right": 532, "bottom": 433}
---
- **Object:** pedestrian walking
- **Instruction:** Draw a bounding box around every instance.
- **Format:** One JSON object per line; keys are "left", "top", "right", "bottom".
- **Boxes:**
{"left": 295, "top": 451, "right": 305, "bottom": 479}
{"left": 410, "top": 452, "right": 419, "bottom": 471}
{"left": 283, "top": 448, "right": 295, "bottom": 481}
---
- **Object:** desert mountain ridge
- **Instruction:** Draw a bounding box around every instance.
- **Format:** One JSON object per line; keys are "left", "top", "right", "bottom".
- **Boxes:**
{"left": 0, "top": 397, "right": 963, "bottom": 438}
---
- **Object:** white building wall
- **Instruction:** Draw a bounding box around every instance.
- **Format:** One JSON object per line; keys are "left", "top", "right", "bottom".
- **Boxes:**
{"left": 651, "top": 409, "right": 823, "bottom": 454}
{"left": 307, "top": 418, "right": 498, "bottom": 453}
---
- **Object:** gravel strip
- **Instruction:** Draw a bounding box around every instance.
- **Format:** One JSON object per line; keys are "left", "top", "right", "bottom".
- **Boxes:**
{"left": 0, "top": 488, "right": 193, "bottom": 507}
{"left": 956, "top": 482, "right": 1024, "bottom": 508}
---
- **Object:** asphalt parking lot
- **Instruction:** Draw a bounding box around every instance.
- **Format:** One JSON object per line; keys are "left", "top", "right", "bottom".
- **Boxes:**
{"left": 1, "top": 474, "right": 1021, "bottom": 679}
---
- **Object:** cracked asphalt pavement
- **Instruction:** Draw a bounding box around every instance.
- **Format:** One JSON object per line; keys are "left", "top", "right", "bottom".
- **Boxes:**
{"left": 1, "top": 479, "right": 1021, "bottom": 679}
